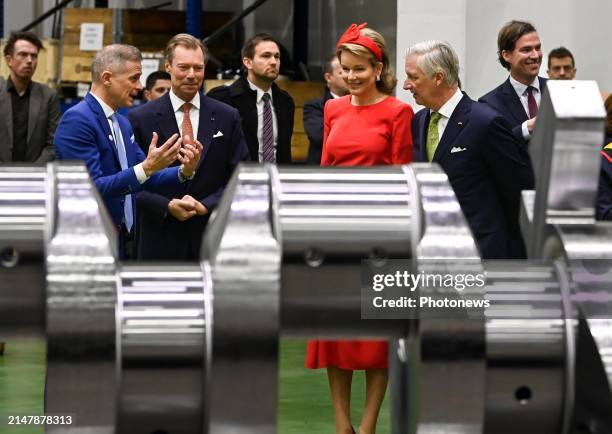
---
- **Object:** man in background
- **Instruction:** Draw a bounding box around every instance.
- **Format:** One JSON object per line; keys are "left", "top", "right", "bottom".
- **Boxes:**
{"left": 144, "top": 70, "right": 171, "bottom": 101}
{"left": 547, "top": 46, "right": 576, "bottom": 80}
{"left": 479, "top": 20, "right": 547, "bottom": 146}
{"left": 208, "top": 33, "right": 294, "bottom": 164}
{"left": 0, "top": 31, "right": 60, "bottom": 163}
{"left": 304, "top": 54, "right": 349, "bottom": 165}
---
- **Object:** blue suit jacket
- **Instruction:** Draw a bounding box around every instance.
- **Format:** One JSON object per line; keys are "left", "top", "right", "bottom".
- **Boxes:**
{"left": 479, "top": 76, "right": 547, "bottom": 145}
{"left": 412, "top": 94, "right": 534, "bottom": 259}
{"left": 54, "top": 93, "right": 182, "bottom": 232}
{"left": 127, "top": 92, "right": 249, "bottom": 260}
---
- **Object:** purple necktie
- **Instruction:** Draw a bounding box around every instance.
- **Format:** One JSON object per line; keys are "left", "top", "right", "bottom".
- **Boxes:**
{"left": 527, "top": 86, "right": 538, "bottom": 118}
{"left": 261, "top": 93, "right": 275, "bottom": 163}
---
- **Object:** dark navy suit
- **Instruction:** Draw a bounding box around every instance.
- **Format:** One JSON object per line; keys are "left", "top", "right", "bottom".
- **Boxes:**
{"left": 412, "top": 94, "right": 534, "bottom": 259}
{"left": 303, "top": 89, "right": 333, "bottom": 165}
{"left": 597, "top": 138, "right": 612, "bottom": 221}
{"left": 54, "top": 93, "right": 182, "bottom": 255}
{"left": 479, "top": 76, "right": 547, "bottom": 146}
{"left": 127, "top": 92, "right": 248, "bottom": 260}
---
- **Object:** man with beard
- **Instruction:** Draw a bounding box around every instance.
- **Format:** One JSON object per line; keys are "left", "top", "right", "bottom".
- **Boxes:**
{"left": 0, "top": 31, "right": 60, "bottom": 163}
{"left": 208, "top": 33, "right": 294, "bottom": 164}
{"left": 479, "top": 20, "right": 547, "bottom": 147}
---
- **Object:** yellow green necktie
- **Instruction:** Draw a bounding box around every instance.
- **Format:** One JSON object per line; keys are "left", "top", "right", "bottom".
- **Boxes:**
{"left": 427, "top": 112, "right": 442, "bottom": 162}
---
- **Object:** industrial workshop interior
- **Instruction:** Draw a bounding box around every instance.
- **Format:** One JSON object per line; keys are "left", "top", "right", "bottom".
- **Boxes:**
{"left": 1, "top": 0, "right": 612, "bottom": 433}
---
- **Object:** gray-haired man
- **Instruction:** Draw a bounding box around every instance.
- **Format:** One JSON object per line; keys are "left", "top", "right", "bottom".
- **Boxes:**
{"left": 404, "top": 40, "right": 533, "bottom": 259}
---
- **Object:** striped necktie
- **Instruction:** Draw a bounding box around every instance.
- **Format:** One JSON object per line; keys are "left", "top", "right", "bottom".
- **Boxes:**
{"left": 261, "top": 93, "right": 275, "bottom": 163}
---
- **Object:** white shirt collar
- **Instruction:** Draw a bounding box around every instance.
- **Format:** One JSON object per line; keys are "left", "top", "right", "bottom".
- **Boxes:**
{"left": 90, "top": 92, "right": 116, "bottom": 118}
{"left": 330, "top": 90, "right": 342, "bottom": 99}
{"left": 169, "top": 88, "right": 200, "bottom": 113}
{"left": 432, "top": 87, "right": 464, "bottom": 118}
{"left": 247, "top": 78, "right": 273, "bottom": 103}
{"left": 509, "top": 75, "right": 540, "bottom": 96}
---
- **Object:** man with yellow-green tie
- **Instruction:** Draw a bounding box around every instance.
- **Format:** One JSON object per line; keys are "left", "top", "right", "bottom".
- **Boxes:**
{"left": 404, "top": 40, "right": 534, "bottom": 259}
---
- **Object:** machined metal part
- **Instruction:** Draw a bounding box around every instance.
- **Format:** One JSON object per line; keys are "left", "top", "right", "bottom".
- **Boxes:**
{"left": 117, "top": 264, "right": 209, "bottom": 434}
{"left": 277, "top": 165, "right": 412, "bottom": 339}
{"left": 201, "top": 164, "right": 282, "bottom": 434}
{"left": 526, "top": 80, "right": 606, "bottom": 257}
{"left": 45, "top": 162, "right": 119, "bottom": 433}
{"left": 390, "top": 163, "right": 486, "bottom": 434}
{"left": 483, "top": 260, "right": 572, "bottom": 434}
{"left": 0, "top": 166, "right": 47, "bottom": 337}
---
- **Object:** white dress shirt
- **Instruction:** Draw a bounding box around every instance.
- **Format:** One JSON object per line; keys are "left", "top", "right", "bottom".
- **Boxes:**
{"left": 430, "top": 87, "right": 464, "bottom": 145}
{"left": 509, "top": 75, "right": 541, "bottom": 140}
{"left": 90, "top": 92, "right": 148, "bottom": 183}
{"left": 169, "top": 89, "right": 200, "bottom": 142}
{"left": 247, "top": 78, "right": 278, "bottom": 162}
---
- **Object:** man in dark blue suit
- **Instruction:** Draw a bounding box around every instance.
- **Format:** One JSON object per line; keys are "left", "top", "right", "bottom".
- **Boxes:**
{"left": 479, "top": 20, "right": 547, "bottom": 146}
{"left": 128, "top": 34, "right": 248, "bottom": 261}
{"left": 54, "top": 44, "right": 202, "bottom": 259}
{"left": 405, "top": 40, "right": 534, "bottom": 259}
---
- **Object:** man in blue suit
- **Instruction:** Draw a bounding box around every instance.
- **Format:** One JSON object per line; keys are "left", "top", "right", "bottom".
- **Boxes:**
{"left": 54, "top": 44, "right": 202, "bottom": 259}
{"left": 405, "top": 40, "right": 534, "bottom": 259}
{"left": 128, "top": 34, "right": 248, "bottom": 261}
{"left": 479, "top": 20, "right": 547, "bottom": 146}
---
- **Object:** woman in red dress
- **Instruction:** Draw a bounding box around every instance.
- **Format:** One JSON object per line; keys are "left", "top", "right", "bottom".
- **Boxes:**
{"left": 305, "top": 23, "right": 413, "bottom": 434}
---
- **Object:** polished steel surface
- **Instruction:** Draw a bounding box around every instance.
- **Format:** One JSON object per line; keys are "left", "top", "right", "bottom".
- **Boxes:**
{"left": 392, "top": 163, "right": 485, "bottom": 434}
{"left": 45, "top": 162, "right": 118, "bottom": 433}
{"left": 202, "top": 164, "right": 282, "bottom": 434}
{"left": 484, "top": 261, "right": 567, "bottom": 434}
{"left": 528, "top": 80, "right": 605, "bottom": 257}
{"left": 543, "top": 224, "right": 612, "bottom": 426}
{"left": 277, "top": 166, "right": 411, "bottom": 338}
{"left": 117, "top": 264, "right": 208, "bottom": 434}
{"left": 0, "top": 166, "right": 47, "bottom": 336}
{"left": 277, "top": 166, "right": 411, "bottom": 255}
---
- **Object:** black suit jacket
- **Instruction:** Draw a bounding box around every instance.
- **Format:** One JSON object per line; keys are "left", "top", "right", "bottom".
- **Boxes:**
{"left": 207, "top": 75, "right": 294, "bottom": 164}
{"left": 127, "top": 92, "right": 249, "bottom": 260}
{"left": 479, "top": 76, "right": 547, "bottom": 146}
{"left": 303, "top": 89, "right": 333, "bottom": 165}
{"left": 412, "top": 94, "right": 534, "bottom": 259}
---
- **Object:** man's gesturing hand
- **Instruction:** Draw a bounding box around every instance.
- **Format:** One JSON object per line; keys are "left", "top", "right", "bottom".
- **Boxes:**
{"left": 178, "top": 135, "right": 203, "bottom": 178}
{"left": 142, "top": 133, "right": 182, "bottom": 177}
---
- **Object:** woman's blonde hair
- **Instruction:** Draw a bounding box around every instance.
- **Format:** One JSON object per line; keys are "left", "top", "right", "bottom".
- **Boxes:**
{"left": 337, "top": 27, "right": 396, "bottom": 95}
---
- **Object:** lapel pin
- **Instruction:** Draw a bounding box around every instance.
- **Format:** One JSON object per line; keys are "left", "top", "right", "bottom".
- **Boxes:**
{"left": 457, "top": 121, "right": 463, "bottom": 126}
{"left": 108, "top": 134, "right": 114, "bottom": 141}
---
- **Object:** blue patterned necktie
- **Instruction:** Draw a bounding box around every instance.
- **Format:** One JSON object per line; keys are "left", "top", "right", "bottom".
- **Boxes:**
{"left": 110, "top": 113, "right": 134, "bottom": 232}
{"left": 261, "top": 93, "right": 275, "bottom": 163}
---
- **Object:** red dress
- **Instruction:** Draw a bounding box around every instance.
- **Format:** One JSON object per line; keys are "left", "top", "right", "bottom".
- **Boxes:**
{"left": 305, "top": 95, "right": 414, "bottom": 370}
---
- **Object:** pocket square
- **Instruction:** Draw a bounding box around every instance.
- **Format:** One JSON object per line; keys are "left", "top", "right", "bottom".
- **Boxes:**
{"left": 450, "top": 146, "right": 467, "bottom": 154}
{"left": 213, "top": 131, "right": 224, "bottom": 138}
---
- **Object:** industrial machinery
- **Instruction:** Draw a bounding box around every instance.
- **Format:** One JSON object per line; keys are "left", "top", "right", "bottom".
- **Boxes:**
{"left": 0, "top": 81, "right": 611, "bottom": 434}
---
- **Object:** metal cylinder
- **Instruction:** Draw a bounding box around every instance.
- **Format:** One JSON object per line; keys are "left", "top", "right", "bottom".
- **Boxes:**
{"left": 277, "top": 166, "right": 412, "bottom": 338}
{"left": 0, "top": 166, "right": 47, "bottom": 337}
{"left": 116, "top": 264, "right": 209, "bottom": 434}
{"left": 277, "top": 166, "right": 412, "bottom": 256}
{"left": 484, "top": 260, "right": 568, "bottom": 434}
